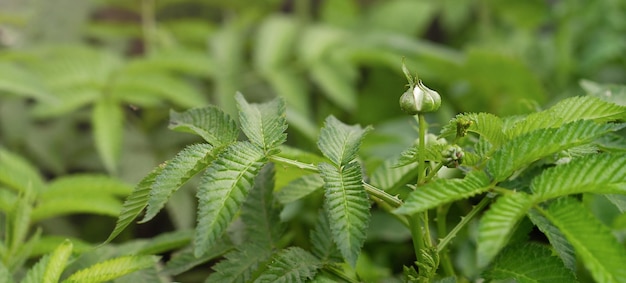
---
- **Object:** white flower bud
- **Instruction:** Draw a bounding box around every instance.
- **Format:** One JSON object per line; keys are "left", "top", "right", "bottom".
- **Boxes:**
{"left": 400, "top": 80, "right": 441, "bottom": 115}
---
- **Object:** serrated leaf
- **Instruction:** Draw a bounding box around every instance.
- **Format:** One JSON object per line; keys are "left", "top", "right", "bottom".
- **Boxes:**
{"left": 528, "top": 210, "right": 576, "bottom": 271}
{"left": 141, "top": 143, "right": 215, "bottom": 222}
{"left": 42, "top": 174, "right": 132, "bottom": 199}
{"left": 440, "top": 112, "right": 506, "bottom": 147}
{"left": 162, "top": 238, "right": 233, "bottom": 276}
{"left": 20, "top": 254, "right": 49, "bottom": 283}
{"left": 542, "top": 197, "right": 626, "bottom": 283}
{"left": 195, "top": 142, "right": 267, "bottom": 257}
{"left": 275, "top": 174, "right": 324, "bottom": 204}
{"left": 488, "top": 120, "right": 620, "bottom": 182}
{"left": 319, "top": 162, "right": 370, "bottom": 266}
{"left": 254, "top": 247, "right": 322, "bottom": 283}
{"left": 506, "top": 96, "right": 626, "bottom": 137}
{"left": 477, "top": 192, "right": 534, "bottom": 268}
{"left": 395, "top": 171, "right": 491, "bottom": 215}
{"left": 241, "top": 164, "right": 284, "bottom": 248}
{"left": 317, "top": 116, "right": 371, "bottom": 166}
{"left": 205, "top": 243, "right": 272, "bottom": 283}
{"left": 105, "top": 166, "right": 164, "bottom": 244}
{"left": 169, "top": 106, "right": 238, "bottom": 146}
{"left": 8, "top": 192, "right": 33, "bottom": 257}
{"left": 31, "top": 195, "right": 122, "bottom": 221}
{"left": 531, "top": 153, "right": 626, "bottom": 201}
{"left": 61, "top": 255, "right": 157, "bottom": 283}
{"left": 236, "top": 93, "right": 288, "bottom": 154}
{"left": 0, "top": 147, "right": 45, "bottom": 194}
{"left": 92, "top": 97, "right": 123, "bottom": 174}
{"left": 395, "top": 141, "right": 447, "bottom": 168}
{"left": 483, "top": 243, "right": 577, "bottom": 283}
{"left": 42, "top": 239, "right": 73, "bottom": 283}
{"left": 310, "top": 210, "right": 342, "bottom": 263}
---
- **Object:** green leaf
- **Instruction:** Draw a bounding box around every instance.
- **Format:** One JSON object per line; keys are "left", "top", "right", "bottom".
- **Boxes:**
{"left": 531, "top": 153, "right": 626, "bottom": 201}
{"left": 104, "top": 165, "right": 163, "bottom": 244}
{"left": 31, "top": 195, "right": 122, "bottom": 221}
{"left": 0, "top": 147, "right": 45, "bottom": 193}
{"left": 61, "top": 255, "right": 158, "bottom": 283}
{"left": 395, "top": 141, "right": 448, "bottom": 167}
{"left": 135, "top": 230, "right": 193, "bottom": 255}
{"left": 319, "top": 162, "right": 370, "bottom": 266}
{"left": 162, "top": 239, "right": 233, "bottom": 276}
{"left": 0, "top": 262, "right": 13, "bottom": 283}
{"left": 395, "top": 171, "right": 491, "bottom": 215}
{"left": 92, "top": 97, "right": 124, "bottom": 174}
{"left": 242, "top": 164, "right": 284, "bottom": 248}
{"left": 236, "top": 93, "right": 288, "bottom": 154}
{"left": 488, "top": 120, "right": 620, "bottom": 182}
{"left": 205, "top": 243, "right": 272, "bottom": 283}
{"left": 275, "top": 174, "right": 324, "bottom": 204}
{"left": 20, "top": 254, "right": 49, "bottom": 283}
{"left": 253, "top": 15, "right": 298, "bottom": 71}
{"left": 0, "top": 62, "right": 53, "bottom": 102}
{"left": 483, "top": 243, "right": 577, "bottom": 283}
{"left": 527, "top": 210, "right": 576, "bottom": 271}
{"left": 8, "top": 192, "right": 33, "bottom": 257}
{"left": 580, "top": 79, "right": 626, "bottom": 106}
{"left": 542, "top": 197, "right": 626, "bottom": 283}
{"left": 169, "top": 106, "right": 239, "bottom": 146}
{"left": 30, "top": 236, "right": 91, "bottom": 258}
{"left": 42, "top": 174, "right": 132, "bottom": 199}
{"left": 112, "top": 72, "right": 208, "bottom": 109}
{"left": 194, "top": 142, "right": 267, "bottom": 257}
{"left": 309, "top": 60, "right": 358, "bottom": 112}
{"left": 42, "top": 239, "right": 73, "bottom": 283}
{"left": 477, "top": 192, "right": 534, "bottom": 268}
{"left": 440, "top": 112, "right": 506, "bottom": 147}
{"left": 141, "top": 143, "right": 215, "bottom": 222}
{"left": 317, "top": 115, "right": 371, "bottom": 166}
{"left": 310, "top": 210, "right": 342, "bottom": 263}
{"left": 254, "top": 247, "right": 322, "bottom": 283}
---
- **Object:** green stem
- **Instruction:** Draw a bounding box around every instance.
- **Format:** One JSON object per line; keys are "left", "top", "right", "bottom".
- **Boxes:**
{"left": 437, "top": 197, "right": 491, "bottom": 253}
{"left": 436, "top": 204, "right": 455, "bottom": 277}
{"left": 141, "top": 0, "right": 156, "bottom": 55}
{"left": 269, "top": 156, "right": 403, "bottom": 208}
{"left": 417, "top": 114, "right": 427, "bottom": 185}
{"left": 425, "top": 163, "right": 444, "bottom": 183}
{"left": 409, "top": 215, "right": 424, "bottom": 261}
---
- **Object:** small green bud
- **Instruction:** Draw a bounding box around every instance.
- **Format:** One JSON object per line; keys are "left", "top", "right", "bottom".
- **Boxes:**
{"left": 399, "top": 80, "right": 441, "bottom": 115}
{"left": 441, "top": 145, "right": 464, "bottom": 168}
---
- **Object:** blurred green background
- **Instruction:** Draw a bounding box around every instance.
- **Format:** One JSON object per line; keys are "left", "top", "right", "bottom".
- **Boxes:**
{"left": 0, "top": 0, "right": 624, "bottom": 281}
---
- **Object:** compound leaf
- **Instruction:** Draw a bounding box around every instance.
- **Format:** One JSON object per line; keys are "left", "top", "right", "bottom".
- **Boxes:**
{"left": 317, "top": 116, "right": 371, "bottom": 166}
{"left": 61, "top": 255, "right": 158, "bottom": 283}
{"left": 440, "top": 112, "right": 506, "bottom": 147}
{"left": 169, "top": 106, "right": 238, "bottom": 146}
{"left": 141, "top": 143, "right": 215, "bottom": 222}
{"left": 105, "top": 166, "right": 163, "bottom": 244}
{"left": 194, "top": 142, "right": 266, "bottom": 257}
{"left": 241, "top": 164, "right": 284, "bottom": 249}
{"left": 542, "top": 197, "right": 626, "bottom": 283}
{"left": 236, "top": 93, "right": 288, "bottom": 154}
{"left": 254, "top": 247, "right": 322, "bottom": 283}
{"left": 477, "top": 192, "right": 534, "bottom": 268}
{"left": 20, "top": 254, "right": 49, "bottom": 283}
{"left": 319, "top": 162, "right": 370, "bottom": 267}
{"left": 483, "top": 243, "right": 576, "bottom": 283}
{"left": 310, "top": 210, "right": 342, "bottom": 263}
{"left": 531, "top": 153, "right": 626, "bottom": 201}
{"left": 487, "top": 120, "right": 620, "bottom": 182}
{"left": 395, "top": 171, "right": 491, "bottom": 215}
{"left": 205, "top": 243, "right": 272, "bottom": 283}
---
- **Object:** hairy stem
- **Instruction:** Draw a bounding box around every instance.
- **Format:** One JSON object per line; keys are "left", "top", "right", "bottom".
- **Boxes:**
{"left": 436, "top": 204, "right": 455, "bottom": 276}
{"left": 437, "top": 197, "right": 491, "bottom": 253}
{"left": 417, "top": 114, "right": 427, "bottom": 185}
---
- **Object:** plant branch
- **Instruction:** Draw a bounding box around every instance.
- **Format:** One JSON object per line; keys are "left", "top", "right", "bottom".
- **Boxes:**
{"left": 436, "top": 204, "right": 455, "bottom": 276}
{"left": 437, "top": 196, "right": 491, "bottom": 253}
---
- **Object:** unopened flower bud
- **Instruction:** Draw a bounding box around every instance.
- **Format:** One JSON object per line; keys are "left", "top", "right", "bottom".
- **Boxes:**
{"left": 399, "top": 80, "right": 441, "bottom": 115}
{"left": 441, "top": 145, "right": 464, "bottom": 168}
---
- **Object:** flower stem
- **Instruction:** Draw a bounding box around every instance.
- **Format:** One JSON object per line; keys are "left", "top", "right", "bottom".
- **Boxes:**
{"left": 437, "top": 196, "right": 491, "bottom": 253}
{"left": 437, "top": 204, "right": 455, "bottom": 276}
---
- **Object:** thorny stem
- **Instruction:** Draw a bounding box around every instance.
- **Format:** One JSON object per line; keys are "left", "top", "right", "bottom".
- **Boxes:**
{"left": 268, "top": 156, "right": 403, "bottom": 208}
{"left": 436, "top": 204, "right": 455, "bottom": 277}
{"left": 437, "top": 197, "right": 491, "bottom": 253}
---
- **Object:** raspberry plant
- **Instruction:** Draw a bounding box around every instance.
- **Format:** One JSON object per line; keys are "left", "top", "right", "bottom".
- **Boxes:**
{"left": 105, "top": 68, "right": 626, "bottom": 282}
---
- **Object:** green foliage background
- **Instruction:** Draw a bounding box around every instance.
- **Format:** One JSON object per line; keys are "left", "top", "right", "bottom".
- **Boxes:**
{"left": 0, "top": 0, "right": 625, "bottom": 282}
